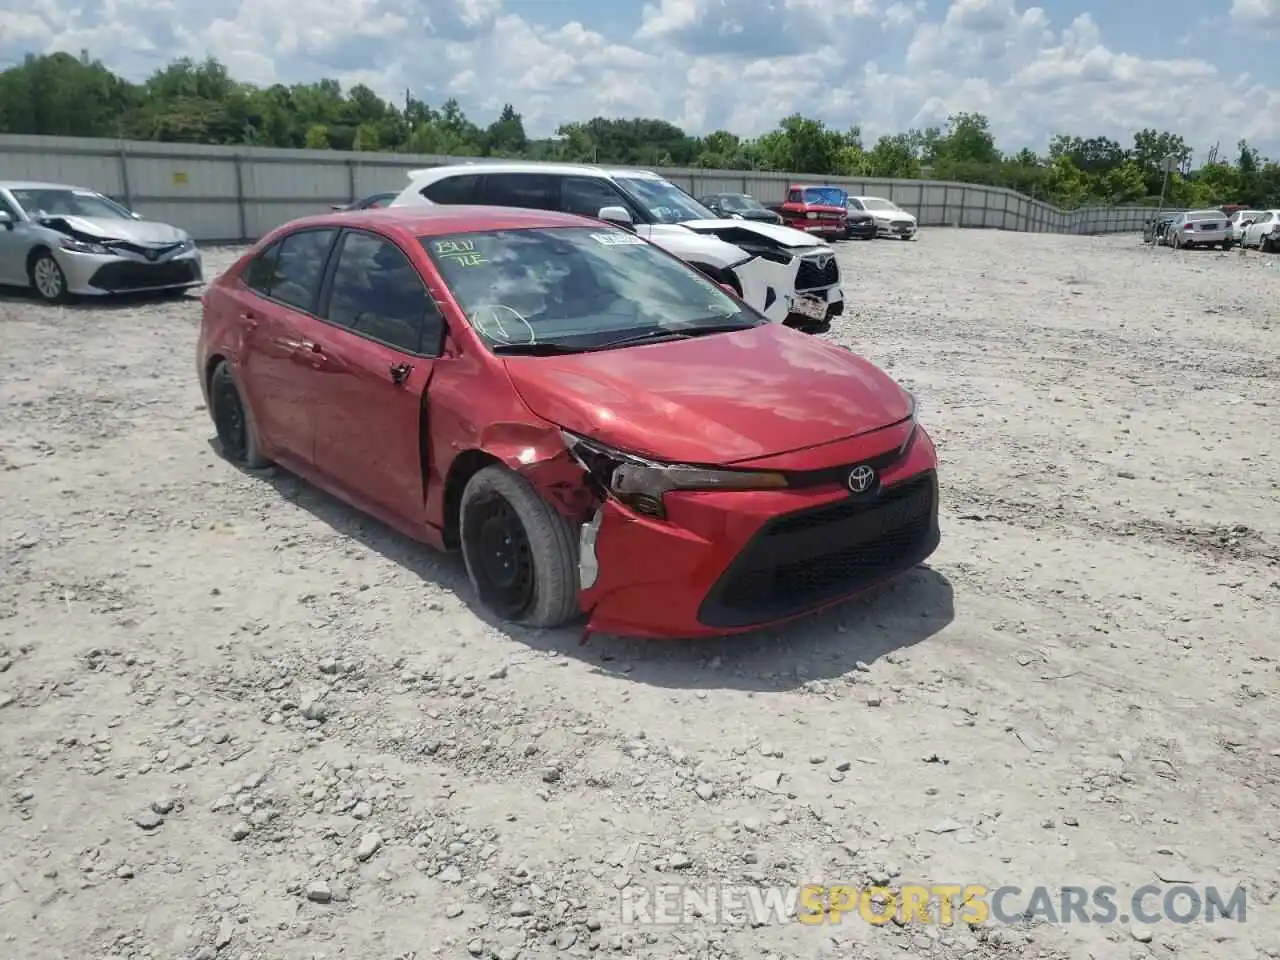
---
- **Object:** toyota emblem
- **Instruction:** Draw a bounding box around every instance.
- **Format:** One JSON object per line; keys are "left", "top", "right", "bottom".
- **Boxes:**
{"left": 145, "top": 249, "right": 158, "bottom": 261}
{"left": 847, "top": 464, "right": 876, "bottom": 494}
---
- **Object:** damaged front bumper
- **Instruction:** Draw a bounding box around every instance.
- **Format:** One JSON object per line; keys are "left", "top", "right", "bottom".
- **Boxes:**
{"left": 55, "top": 239, "right": 204, "bottom": 295}
{"left": 573, "top": 424, "right": 940, "bottom": 639}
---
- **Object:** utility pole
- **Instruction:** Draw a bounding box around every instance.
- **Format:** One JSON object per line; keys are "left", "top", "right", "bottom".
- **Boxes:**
{"left": 1150, "top": 152, "right": 1178, "bottom": 250}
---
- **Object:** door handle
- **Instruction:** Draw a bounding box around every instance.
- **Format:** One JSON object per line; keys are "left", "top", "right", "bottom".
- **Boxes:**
{"left": 389, "top": 362, "right": 413, "bottom": 385}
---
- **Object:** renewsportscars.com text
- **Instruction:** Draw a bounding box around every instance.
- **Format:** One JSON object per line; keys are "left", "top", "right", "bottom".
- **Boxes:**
{"left": 618, "top": 883, "right": 1247, "bottom": 927}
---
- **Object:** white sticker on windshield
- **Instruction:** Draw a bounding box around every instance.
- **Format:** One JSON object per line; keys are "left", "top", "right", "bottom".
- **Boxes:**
{"left": 590, "top": 232, "right": 644, "bottom": 246}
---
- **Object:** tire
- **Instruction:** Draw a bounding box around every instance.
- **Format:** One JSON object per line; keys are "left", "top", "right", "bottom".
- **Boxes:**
{"left": 459, "top": 465, "right": 581, "bottom": 628}
{"left": 209, "top": 360, "right": 270, "bottom": 469}
{"left": 29, "top": 250, "right": 68, "bottom": 303}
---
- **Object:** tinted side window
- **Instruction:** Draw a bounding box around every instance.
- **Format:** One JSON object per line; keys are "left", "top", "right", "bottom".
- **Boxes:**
{"left": 561, "top": 176, "right": 627, "bottom": 217}
{"left": 272, "top": 229, "right": 335, "bottom": 312}
{"left": 484, "top": 173, "right": 559, "bottom": 211}
{"left": 242, "top": 242, "right": 280, "bottom": 295}
{"left": 324, "top": 231, "right": 439, "bottom": 355}
{"left": 422, "top": 175, "right": 480, "bottom": 204}
{"left": 788, "top": 191, "right": 801, "bottom": 203}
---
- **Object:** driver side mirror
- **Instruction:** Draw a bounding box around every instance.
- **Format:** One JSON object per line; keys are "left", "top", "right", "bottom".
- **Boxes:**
{"left": 718, "top": 282, "right": 737, "bottom": 297}
{"left": 598, "top": 205, "right": 634, "bottom": 230}
{"left": 0, "top": 211, "right": 11, "bottom": 229}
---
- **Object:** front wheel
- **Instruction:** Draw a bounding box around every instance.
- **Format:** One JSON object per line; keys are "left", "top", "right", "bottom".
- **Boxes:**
{"left": 459, "top": 465, "right": 581, "bottom": 628}
{"left": 29, "top": 251, "right": 69, "bottom": 303}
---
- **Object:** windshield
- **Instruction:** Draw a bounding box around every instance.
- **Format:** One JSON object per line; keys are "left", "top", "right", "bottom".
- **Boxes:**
{"left": 802, "top": 187, "right": 847, "bottom": 206}
{"left": 9, "top": 188, "right": 132, "bottom": 219}
{"left": 859, "top": 197, "right": 901, "bottom": 212}
{"left": 422, "top": 226, "right": 760, "bottom": 352}
{"left": 612, "top": 176, "right": 717, "bottom": 224}
{"left": 721, "top": 195, "right": 765, "bottom": 212}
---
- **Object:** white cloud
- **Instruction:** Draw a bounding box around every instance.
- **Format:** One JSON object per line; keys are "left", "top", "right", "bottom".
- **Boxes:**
{"left": 1230, "top": 0, "right": 1279, "bottom": 30}
{"left": 1, "top": 0, "right": 1278, "bottom": 155}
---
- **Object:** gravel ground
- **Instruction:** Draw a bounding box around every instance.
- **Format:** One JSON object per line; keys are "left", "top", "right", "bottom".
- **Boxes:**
{"left": 1, "top": 231, "right": 1278, "bottom": 960}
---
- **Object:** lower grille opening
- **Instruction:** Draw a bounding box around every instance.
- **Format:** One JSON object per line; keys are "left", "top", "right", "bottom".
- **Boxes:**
{"left": 697, "top": 471, "right": 938, "bottom": 628}
{"left": 88, "top": 259, "right": 200, "bottom": 292}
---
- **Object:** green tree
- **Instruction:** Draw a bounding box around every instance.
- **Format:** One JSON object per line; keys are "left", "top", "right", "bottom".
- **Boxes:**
{"left": 3, "top": 52, "right": 1279, "bottom": 210}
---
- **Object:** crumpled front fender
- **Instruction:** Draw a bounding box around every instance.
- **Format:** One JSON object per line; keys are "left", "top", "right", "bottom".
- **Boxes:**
{"left": 476, "top": 421, "right": 598, "bottom": 522}
{"left": 733, "top": 255, "right": 802, "bottom": 322}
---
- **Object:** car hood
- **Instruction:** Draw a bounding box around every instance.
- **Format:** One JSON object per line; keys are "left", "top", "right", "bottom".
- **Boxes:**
{"left": 503, "top": 323, "right": 912, "bottom": 465}
{"left": 678, "top": 218, "right": 828, "bottom": 248}
{"left": 37, "top": 215, "right": 187, "bottom": 243}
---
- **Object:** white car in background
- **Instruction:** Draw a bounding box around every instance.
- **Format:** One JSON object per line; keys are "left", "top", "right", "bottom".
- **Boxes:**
{"left": 1227, "top": 209, "right": 1264, "bottom": 243}
{"left": 1239, "top": 210, "right": 1280, "bottom": 252}
{"left": 390, "top": 163, "right": 845, "bottom": 333}
{"left": 1166, "top": 210, "right": 1231, "bottom": 250}
{"left": 847, "top": 196, "right": 918, "bottom": 240}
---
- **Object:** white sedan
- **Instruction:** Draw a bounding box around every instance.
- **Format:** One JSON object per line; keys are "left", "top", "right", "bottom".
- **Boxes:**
{"left": 848, "top": 196, "right": 917, "bottom": 240}
{"left": 1227, "top": 209, "right": 1264, "bottom": 243}
{"left": 1240, "top": 210, "right": 1280, "bottom": 252}
{"left": 1166, "top": 210, "right": 1231, "bottom": 250}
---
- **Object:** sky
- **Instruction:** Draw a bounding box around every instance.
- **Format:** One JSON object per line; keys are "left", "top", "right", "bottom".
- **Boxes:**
{"left": 1, "top": 0, "right": 1279, "bottom": 157}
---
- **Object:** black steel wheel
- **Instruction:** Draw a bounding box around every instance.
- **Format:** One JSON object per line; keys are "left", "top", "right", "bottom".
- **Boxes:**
{"left": 459, "top": 465, "right": 581, "bottom": 628}
{"left": 470, "top": 495, "right": 536, "bottom": 617}
{"left": 209, "top": 361, "right": 270, "bottom": 468}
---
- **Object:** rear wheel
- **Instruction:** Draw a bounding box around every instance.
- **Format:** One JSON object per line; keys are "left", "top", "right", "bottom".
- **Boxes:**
{"left": 210, "top": 361, "right": 270, "bottom": 468}
{"left": 459, "top": 465, "right": 581, "bottom": 628}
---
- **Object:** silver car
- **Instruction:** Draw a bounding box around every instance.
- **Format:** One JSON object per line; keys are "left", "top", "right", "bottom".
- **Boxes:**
{"left": 0, "top": 181, "right": 203, "bottom": 303}
{"left": 1166, "top": 209, "right": 1232, "bottom": 250}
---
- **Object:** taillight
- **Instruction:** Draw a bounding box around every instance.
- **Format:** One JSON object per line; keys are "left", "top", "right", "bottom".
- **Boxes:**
{"left": 1183, "top": 223, "right": 1194, "bottom": 230}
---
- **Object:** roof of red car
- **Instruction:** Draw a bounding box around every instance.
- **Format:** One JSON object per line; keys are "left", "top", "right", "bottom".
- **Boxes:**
{"left": 275, "top": 205, "right": 598, "bottom": 238}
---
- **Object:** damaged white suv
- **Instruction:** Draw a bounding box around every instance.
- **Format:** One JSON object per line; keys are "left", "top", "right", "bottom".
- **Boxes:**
{"left": 389, "top": 163, "right": 845, "bottom": 333}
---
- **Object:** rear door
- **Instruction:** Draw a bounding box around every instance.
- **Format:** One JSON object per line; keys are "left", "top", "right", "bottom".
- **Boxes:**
{"left": 481, "top": 173, "right": 561, "bottom": 211}
{"left": 308, "top": 228, "right": 445, "bottom": 525}
{"left": 229, "top": 227, "right": 337, "bottom": 461}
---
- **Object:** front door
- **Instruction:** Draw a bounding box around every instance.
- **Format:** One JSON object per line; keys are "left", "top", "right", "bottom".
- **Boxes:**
{"left": 232, "top": 227, "right": 337, "bottom": 463}
{"left": 307, "top": 229, "right": 444, "bottom": 526}
{"left": 0, "top": 194, "right": 32, "bottom": 286}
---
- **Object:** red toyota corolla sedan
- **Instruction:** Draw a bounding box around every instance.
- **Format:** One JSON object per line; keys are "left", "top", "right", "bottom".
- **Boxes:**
{"left": 197, "top": 206, "right": 940, "bottom": 639}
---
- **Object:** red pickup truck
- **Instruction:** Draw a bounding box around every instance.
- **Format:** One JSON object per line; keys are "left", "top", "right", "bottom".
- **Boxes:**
{"left": 767, "top": 184, "right": 848, "bottom": 239}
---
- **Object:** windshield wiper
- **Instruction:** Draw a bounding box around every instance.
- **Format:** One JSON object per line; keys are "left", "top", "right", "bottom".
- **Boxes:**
{"left": 490, "top": 342, "right": 587, "bottom": 356}
{"left": 593, "top": 320, "right": 759, "bottom": 350}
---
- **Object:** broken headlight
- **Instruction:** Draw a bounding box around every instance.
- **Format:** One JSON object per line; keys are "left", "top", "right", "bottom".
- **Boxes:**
{"left": 560, "top": 430, "right": 787, "bottom": 520}
{"left": 59, "top": 237, "right": 110, "bottom": 255}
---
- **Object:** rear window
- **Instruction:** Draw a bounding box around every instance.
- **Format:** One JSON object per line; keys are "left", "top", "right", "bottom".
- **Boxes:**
{"left": 802, "top": 187, "right": 847, "bottom": 206}
{"left": 1188, "top": 210, "right": 1223, "bottom": 220}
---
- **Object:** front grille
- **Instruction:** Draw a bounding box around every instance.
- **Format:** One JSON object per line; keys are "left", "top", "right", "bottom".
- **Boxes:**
{"left": 697, "top": 470, "right": 939, "bottom": 628}
{"left": 105, "top": 241, "right": 184, "bottom": 259}
{"left": 818, "top": 212, "right": 843, "bottom": 220}
{"left": 88, "top": 259, "right": 200, "bottom": 292}
{"left": 782, "top": 429, "right": 912, "bottom": 488}
{"left": 796, "top": 256, "right": 839, "bottom": 290}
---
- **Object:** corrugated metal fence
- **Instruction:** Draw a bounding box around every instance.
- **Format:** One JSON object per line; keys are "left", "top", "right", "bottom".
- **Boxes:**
{"left": 1, "top": 133, "right": 1162, "bottom": 243}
